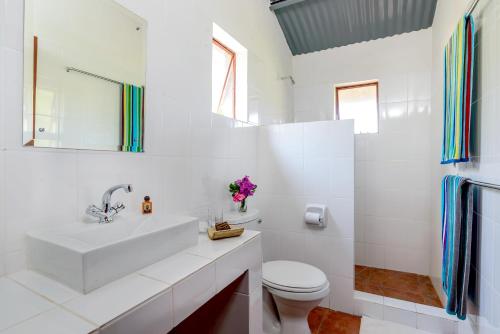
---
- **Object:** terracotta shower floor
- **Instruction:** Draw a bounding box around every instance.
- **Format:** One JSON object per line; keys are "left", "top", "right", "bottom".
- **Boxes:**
{"left": 355, "top": 265, "right": 443, "bottom": 308}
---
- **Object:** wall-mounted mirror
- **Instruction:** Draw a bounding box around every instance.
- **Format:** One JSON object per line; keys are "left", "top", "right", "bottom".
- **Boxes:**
{"left": 23, "top": 0, "right": 147, "bottom": 152}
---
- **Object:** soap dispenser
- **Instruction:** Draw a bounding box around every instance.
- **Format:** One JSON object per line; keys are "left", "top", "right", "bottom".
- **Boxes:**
{"left": 142, "top": 196, "right": 153, "bottom": 214}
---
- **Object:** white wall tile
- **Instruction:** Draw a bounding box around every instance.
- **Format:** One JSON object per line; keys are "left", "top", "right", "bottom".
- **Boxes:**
{"left": 303, "top": 234, "right": 334, "bottom": 279}
{"left": 354, "top": 299, "right": 384, "bottom": 319}
{"left": 258, "top": 120, "right": 355, "bottom": 314}
{"left": 1, "top": 48, "right": 23, "bottom": 149}
{"left": 304, "top": 159, "right": 332, "bottom": 196}
{"left": 303, "top": 121, "right": 335, "bottom": 160}
{"left": 330, "top": 275, "right": 354, "bottom": 314}
{"left": 355, "top": 242, "right": 366, "bottom": 266}
{"left": 3, "top": 250, "right": 25, "bottom": 275}
{"left": 383, "top": 305, "right": 417, "bottom": 328}
{"left": 365, "top": 244, "right": 385, "bottom": 269}
{"left": 75, "top": 153, "right": 161, "bottom": 221}
{"left": 0, "top": 151, "right": 4, "bottom": 276}
{"left": 160, "top": 157, "right": 191, "bottom": 215}
{"left": 292, "top": 29, "right": 433, "bottom": 275}
{"left": 354, "top": 291, "right": 384, "bottom": 319}
{"left": 4, "top": 151, "right": 77, "bottom": 254}
{"left": 331, "top": 237, "right": 354, "bottom": 278}
{"left": 416, "top": 313, "right": 457, "bottom": 334}
{"left": 277, "top": 232, "right": 306, "bottom": 263}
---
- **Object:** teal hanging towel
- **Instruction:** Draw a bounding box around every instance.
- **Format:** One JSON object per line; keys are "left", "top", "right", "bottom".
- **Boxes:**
{"left": 441, "top": 175, "right": 473, "bottom": 320}
{"left": 121, "top": 83, "right": 144, "bottom": 152}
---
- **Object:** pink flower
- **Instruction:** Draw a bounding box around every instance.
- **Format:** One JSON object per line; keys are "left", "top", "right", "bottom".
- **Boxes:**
{"left": 232, "top": 193, "right": 246, "bottom": 202}
{"left": 235, "top": 176, "right": 257, "bottom": 197}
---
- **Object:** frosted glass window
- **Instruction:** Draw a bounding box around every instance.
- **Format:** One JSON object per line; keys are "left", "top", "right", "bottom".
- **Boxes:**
{"left": 336, "top": 82, "right": 379, "bottom": 134}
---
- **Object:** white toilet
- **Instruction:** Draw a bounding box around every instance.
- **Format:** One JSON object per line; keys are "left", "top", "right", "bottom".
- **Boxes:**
{"left": 262, "top": 260, "right": 330, "bottom": 334}
{"left": 224, "top": 210, "right": 330, "bottom": 334}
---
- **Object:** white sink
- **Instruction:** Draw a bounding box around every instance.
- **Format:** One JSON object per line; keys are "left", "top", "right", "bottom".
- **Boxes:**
{"left": 26, "top": 214, "right": 198, "bottom": 294}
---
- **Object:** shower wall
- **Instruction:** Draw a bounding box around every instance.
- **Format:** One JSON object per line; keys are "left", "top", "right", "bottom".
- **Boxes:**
{"left": 254, "top": 120, "right": 355, "bottom": 313}
{"left": 292, "top": 29, "right": 434, "bottom": 275}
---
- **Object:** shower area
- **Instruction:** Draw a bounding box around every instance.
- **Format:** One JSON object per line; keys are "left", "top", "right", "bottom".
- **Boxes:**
{"left": 283, "top": 0, "right": 498, "bottom": 328}
{"left": 291, "top": 17, "right": 445, "bottom": 312}
{"left": 352, "top": 115, "right": 444, "bottom": 311}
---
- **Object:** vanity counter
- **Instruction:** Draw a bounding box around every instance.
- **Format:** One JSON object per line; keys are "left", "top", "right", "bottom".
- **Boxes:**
{"left": 0, "top": 230, "right": 262, "bottom": 334}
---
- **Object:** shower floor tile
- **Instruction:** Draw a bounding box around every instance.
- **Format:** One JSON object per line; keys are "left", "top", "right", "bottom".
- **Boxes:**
{"left": 354, "top": 266, "right": 443, "bottom": 308}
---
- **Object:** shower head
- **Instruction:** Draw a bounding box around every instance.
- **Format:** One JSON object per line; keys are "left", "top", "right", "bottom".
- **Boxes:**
{"left": 280, "top": 75, "right": 295, "bottom": 85}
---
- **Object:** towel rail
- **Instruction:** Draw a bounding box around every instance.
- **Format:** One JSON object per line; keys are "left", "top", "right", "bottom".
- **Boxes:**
{"left": 466, "top": 0, "right": 480, "bottom": 16}
{"left": 66, "top": 67, "right": 122, "bottom": 85}
{"left": 466, "top": 180, "right": 500, "bottom": 191}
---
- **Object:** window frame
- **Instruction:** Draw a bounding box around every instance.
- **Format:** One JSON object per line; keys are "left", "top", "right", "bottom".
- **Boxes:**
{"left": 335, "top": 81, "right": 379, "bottom": 133}
{"left": 212, "top": 38, "right": 236, "bottom": 119}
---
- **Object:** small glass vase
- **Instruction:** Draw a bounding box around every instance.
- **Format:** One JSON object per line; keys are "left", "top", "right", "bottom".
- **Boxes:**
{"left": 239, "top": 199, "right": 247, "bottom": 213}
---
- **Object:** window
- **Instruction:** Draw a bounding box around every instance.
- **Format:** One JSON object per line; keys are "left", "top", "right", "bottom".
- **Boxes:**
{"left": 335, "top": 81, "right": 379, "bottom": 134}
{"left": 212, "top": 23, "right": 248, "bottom": 123}
{"left": 212, "top": 38, "right": 236, "bottom": 118}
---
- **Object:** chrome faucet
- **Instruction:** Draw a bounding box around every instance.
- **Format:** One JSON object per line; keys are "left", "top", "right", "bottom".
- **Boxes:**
{"left": 86, "top": 184, "right": 133, "bottom": 223}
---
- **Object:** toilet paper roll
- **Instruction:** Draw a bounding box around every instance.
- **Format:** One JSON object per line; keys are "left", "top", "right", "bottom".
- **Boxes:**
{"left": 304, "top": 212, "right": 322, "bottom": 225}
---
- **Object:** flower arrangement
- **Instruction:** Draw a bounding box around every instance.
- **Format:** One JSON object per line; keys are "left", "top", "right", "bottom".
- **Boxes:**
{"left": 229, "top": 176, "right": 257, "bottom": 213}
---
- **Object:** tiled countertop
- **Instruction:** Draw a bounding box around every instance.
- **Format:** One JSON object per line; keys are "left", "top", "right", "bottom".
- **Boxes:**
{"left": 0, "top": 230, "right": 261, "bottom": 334}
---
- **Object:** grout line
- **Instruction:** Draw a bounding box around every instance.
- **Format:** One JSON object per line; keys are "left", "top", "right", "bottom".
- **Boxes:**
{"left": 315, "top": 309, "right": 328, "bottom": 334}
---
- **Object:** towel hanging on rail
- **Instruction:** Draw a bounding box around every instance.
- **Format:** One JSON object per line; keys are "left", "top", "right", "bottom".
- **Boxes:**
{"left": 121, "top": 83, "right": 144, "bottom": 152}
{"left": 441, "top": 15, "right": 475, "bottom": 164}
{"left": 441, "top": 175, "right": 473, "bottom": 320}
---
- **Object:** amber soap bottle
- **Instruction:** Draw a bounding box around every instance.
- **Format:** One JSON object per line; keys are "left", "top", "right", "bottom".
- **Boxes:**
{"left": 142, "top": 196, "right": 153, "bottom": 214}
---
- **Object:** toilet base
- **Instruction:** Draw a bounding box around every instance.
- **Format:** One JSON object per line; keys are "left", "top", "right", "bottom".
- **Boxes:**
{"left": 273, "top": 295, "right": 320, "bottom": 334}
{"left": 263, "top": 285, "right": 329, "bottom": 334}
{"left": 263, "top": 288, "right": 281, "bottom": 334}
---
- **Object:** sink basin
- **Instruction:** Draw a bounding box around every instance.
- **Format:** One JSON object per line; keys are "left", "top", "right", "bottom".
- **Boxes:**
{"left": 26, "top": 214, "right": 198, "bottom": 294}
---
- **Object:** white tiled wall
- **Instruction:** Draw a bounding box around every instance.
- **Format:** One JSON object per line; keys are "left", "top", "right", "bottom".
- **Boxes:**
{"left": 255, "top": 120, "right": 355, "bottom": 314}
{"left": 430, "top": 0, "right": 500, "bottom": 332}
{"left": 0, "top": 0, "right": 293, "bottom": 274}
{"left": 292, "top": 29, "right": 433, "bottom": 275}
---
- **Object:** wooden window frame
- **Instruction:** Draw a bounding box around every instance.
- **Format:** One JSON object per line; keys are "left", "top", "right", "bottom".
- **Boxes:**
{"left": 335, "top": 81, "right": 379, "bottom": 126}
{"left": 212, "top": 38, "right": 236, "bottom": 119}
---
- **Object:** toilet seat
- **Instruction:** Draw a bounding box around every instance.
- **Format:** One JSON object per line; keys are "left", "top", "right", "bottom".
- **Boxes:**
{"left": 262, "top": 261, "right": 329, "bottom": 294}
{"left": 266, "top": 282, "right": 330, "bottom": 301}
{"left": 263, "top": 279, "right": 329, "bottom": 293}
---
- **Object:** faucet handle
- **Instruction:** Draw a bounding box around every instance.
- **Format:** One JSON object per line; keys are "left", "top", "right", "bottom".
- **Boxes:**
{"left": 86, "top": 204, "right": 104, "bottom": 215}
{"left": 111, "top": 202, "right": 126, "bottom": 213}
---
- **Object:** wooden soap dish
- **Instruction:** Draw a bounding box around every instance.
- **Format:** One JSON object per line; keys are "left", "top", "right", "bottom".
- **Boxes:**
{"left": 208, "top": 225, "right": 244, "bottom": 240}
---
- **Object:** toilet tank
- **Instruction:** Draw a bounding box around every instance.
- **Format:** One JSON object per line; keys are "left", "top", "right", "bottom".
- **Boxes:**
{"left": 225, "top": 208, "right": 262, "bottom": 229}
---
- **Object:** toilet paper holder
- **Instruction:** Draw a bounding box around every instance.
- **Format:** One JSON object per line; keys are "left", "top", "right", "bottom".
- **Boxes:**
{"left": 304, "top": 204, "right": 327, "bottom": 227}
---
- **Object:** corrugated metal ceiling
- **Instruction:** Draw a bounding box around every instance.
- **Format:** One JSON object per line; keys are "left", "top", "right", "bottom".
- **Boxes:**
{"left": 270, "top": 0, "right": 437, "bottom": 55}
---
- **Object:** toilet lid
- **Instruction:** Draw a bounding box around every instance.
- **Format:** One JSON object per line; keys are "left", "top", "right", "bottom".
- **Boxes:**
{"left": 262, "top": 261, "right": 328, "bottom": 292}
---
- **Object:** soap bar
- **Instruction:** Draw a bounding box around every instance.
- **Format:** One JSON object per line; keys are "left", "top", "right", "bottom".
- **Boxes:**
{"left": 215, "top": 222, "right": 231, "bottom": 231}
